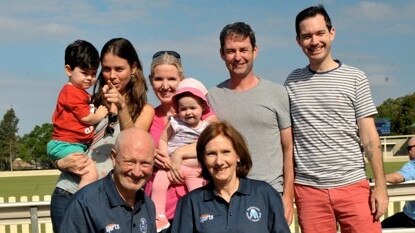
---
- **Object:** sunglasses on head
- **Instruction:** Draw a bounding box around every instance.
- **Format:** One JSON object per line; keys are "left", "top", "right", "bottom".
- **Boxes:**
{"left": 152, "top": 50, "right": 181, "bottom": 59}
{"left": 105, "top": 113, "right": 118, "bottom": 136}
{"left": 407, "top": 145, "right": 415, "bottom": 151}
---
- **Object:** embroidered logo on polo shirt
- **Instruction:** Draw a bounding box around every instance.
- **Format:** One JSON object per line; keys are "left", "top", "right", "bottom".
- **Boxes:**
{"left": 139, "top": 218, "right": 148, "bottom": 233}
{"left": 246, "top": 206, "right": 261, "bottom": 222}
{"left": 199, "top": 213, "right": 214, "bottom": 223}
{"left": 105, "top": 223, "right": 120, "bottom": 233}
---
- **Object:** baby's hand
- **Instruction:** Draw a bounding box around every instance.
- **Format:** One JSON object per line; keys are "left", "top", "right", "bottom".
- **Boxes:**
{"left": 96, "top": 105, "right": 108, "bottom": 119}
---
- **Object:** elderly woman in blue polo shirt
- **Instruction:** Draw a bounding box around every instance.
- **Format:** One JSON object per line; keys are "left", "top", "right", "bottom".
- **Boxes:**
{"left": 171, "top": 121, "right": 290, "bottom": 233}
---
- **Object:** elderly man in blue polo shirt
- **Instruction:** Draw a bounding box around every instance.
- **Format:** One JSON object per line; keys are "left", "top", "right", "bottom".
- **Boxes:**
{"left": 60, "top": 128, "right": 157, "bottom": 233}
{"left": 382, "top": 136, "right": 415, "bottom": 228}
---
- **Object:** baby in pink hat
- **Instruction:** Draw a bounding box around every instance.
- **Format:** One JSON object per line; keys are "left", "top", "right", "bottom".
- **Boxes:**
{"left": 152, "top": 78, "right": 211, "bottom": 232}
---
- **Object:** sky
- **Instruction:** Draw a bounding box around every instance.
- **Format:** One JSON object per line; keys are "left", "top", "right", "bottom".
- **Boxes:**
{"left": 0, "top": 0, "right": 414, "bottom": 136}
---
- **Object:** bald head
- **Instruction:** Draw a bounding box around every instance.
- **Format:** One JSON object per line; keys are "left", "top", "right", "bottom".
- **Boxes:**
{"left": 115, "top": 128, "right": 154, "bottom": 156}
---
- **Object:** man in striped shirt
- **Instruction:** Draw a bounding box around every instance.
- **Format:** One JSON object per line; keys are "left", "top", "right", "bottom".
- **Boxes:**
{"left": 284, "top": 5, "right": 388, "bottom": 233}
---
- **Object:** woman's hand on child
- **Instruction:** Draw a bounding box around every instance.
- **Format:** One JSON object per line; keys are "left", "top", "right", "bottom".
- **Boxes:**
{"left": 57, "top": 153, "right": 92, "bottom": 176}
{"left": 154, "top": 149, "right": 172, "bottom": 170}
{"left": 167, "top": 161, "right": 184, "bottom": 184}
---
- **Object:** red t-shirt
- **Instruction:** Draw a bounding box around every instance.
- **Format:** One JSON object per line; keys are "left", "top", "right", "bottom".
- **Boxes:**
{"left": 51, "top": 83, "right": 94, "bottom": 143}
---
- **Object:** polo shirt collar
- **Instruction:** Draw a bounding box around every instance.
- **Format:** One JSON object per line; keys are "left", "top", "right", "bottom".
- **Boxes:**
{"left": 238, "top": 177, "right": 251, "bottom": 195}
{"left": 204, "top": 177, "right": 251, "bottom": 201}
{"left": 104, "top": 171, "right": 145, "bottom": 211}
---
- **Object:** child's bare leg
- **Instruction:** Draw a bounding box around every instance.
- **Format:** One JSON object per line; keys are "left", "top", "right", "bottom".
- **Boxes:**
{"left": 151, "top": 170, "right": 170, "bottom": 215}
{"left": 181, "top": 164, "right": 205, "bottom": 191}
{"left": 182, "top": 157, "right": 199, "bottom": 167}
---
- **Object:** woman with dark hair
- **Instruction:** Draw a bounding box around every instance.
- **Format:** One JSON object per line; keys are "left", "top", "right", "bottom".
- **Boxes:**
{"left": 171, "top": 121, "right": 290, "bottom": 233}
{"left": 50, "top": 38, "right": 154, "bottom": 232}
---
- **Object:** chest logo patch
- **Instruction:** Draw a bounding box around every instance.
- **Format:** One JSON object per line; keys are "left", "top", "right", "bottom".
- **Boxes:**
{"left": 246, "top": 206, "right": 261, "bottom": 222}
{"left": 105, "top": 223, "right": 120, "bottom": 233}
{"left": 139, "top": 218, "right": 148, "bottom": 233}
{"left": 199, "top": 213, "right": 214, "bottom": 223}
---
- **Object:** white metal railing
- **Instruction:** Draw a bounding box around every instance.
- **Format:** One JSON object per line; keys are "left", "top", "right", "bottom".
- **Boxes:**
{"left": 1, "top": 181, "right": 414, "bottom": 233}
{"left": 0, "top": 195, "right": 52, "bottom": 233}
{"left": 381, "top": 181, "right": 415, "bottom": 233}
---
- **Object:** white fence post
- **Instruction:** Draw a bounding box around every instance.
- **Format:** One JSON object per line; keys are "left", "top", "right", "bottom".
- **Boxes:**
{"left": 44, "top": 195, "right": 53, "bottom": 233}
{"left": 31, "top": 196, "right": 40, "bottom": 233}
{"left": 8, "top": 196, "right": 18, "bottom": 233}
{"left": 20, "top": 196, "right": 30, "bottom": 233}
{"left": 0, "top": 197, "right": 4, "bottom": 233}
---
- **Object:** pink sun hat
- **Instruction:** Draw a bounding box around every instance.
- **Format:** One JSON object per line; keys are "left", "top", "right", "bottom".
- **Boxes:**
{"left": 172, "top": 78, "right": 210, "bottom": 113}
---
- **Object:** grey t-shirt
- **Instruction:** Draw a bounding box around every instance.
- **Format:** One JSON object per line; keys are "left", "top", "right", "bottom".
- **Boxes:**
{"left": 207, "top": 78, "right": 291, "bottom": 192}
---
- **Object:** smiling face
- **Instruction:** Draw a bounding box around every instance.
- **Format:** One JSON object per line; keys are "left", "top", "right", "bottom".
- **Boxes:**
{"left": 203, "top": 134, "right": 240, "bottom": 186}
{"left": 220, "top": 36, "right": 257, "bottom": 79}
{"left": 150, "top": 64, "right": 182, "bottom": 105}
{"left": 66, "top": 66, "right": 98, "bottom": 90}
{"left": 111, "top": 131, "right": 154, "bottom": 199}
{"left": 112, "top": 150, "right": 153, "bottom": 196}
{"left": 101, "top": 53, "right": 136, "bottom": 94}
{"left": 296, "top": 14, "right": 335, "bottom": 67}
{"left": 177, "top": 95, "right": 204, "bottom": 128}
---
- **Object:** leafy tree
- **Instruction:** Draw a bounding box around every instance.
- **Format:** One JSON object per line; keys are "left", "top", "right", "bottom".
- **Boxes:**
{"left": 0, "top": 108, "right": 19, "bottom": 170}
{"left": 377, "top": 92, "right": 415, "bottom": 135}
{"left": 395, "top": 96, "right": 415, "bottom": 134}
{"left": 19, "top": 123, "right": 53, "bottom": 169}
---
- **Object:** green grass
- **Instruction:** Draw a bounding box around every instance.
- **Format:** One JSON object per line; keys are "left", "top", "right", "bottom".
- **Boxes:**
{"left": 0, "top": 161, "right": 406, "bottom": 200}
{"left": 0, "top": 175, "right": 58, "bottom": 200}
{"left": 365, "top": 161, "right": 406, "bottom": 178}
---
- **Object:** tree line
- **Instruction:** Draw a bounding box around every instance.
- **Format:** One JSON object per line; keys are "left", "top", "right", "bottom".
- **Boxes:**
{"left": 377, "top": 92, "right": 415, "bottom": 135}
{"left": 0, "top": 92, "right": 414, "bottom": 171}
{"left": 0, "top": 108, "right": 53, "bottom": 171}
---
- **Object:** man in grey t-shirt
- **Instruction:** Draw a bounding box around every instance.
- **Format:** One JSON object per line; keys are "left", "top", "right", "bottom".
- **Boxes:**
{"left": 207, "top": 21, "right": 294, "bottom": 225}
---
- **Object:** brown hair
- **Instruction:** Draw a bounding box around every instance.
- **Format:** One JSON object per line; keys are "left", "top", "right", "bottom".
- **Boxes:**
{"left": 196, "top": 121, "right": 252, "bottom": 182}
{"left": 92, "top": 38, "right": 148, "bottom": 121}
{"left": 219, "top": 22, "right": 256, "bottom": 54}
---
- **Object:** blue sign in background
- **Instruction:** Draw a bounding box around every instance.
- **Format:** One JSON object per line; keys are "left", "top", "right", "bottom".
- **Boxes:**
{"left": 376, "top": 118, "right": 391, "bottom": 136}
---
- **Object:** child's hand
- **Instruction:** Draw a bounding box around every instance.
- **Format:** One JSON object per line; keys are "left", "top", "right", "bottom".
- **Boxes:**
{"left": 95, "top": 105, "right": 108, "bottom": 119}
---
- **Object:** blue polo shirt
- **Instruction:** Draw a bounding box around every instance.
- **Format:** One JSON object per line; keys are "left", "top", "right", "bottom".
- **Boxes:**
{"left": 171, "top": 178, "right": 290, "bottom": 233}
{"left": 60, "top": 171, "right": 156, "bottom": 233}
{"left": 399, "top": 160, "right": 415, "bottom": 219}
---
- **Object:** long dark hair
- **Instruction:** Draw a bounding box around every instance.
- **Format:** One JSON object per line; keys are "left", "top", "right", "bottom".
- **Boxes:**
{"left": 92, "top": 38, "right": 148, "bottom": 121}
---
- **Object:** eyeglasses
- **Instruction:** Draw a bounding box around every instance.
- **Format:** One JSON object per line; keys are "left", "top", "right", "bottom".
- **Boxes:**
{"left": 407, "top": 145, "right": 415, "bottom": 151}
{"left": 105, "top": 113, "right": 118, "bottom": 136}
{"left": 152, "top": 50, "right": 181, "bottom": 59}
